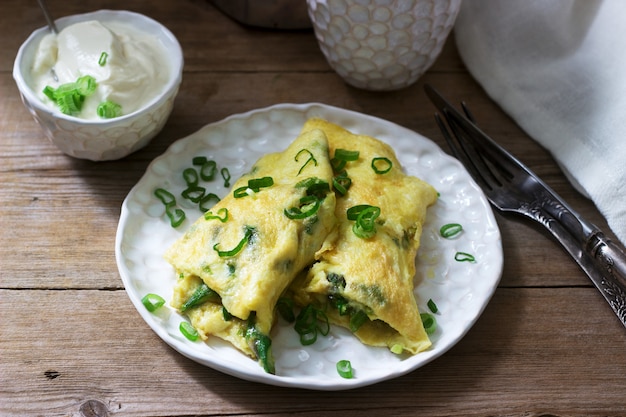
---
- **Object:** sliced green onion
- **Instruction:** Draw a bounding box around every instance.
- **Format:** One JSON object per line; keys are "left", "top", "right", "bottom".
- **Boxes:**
{"left": 390, "top": 344, "right": 404, "bottom": 354}
{"left": 179, "top": 321, "right": 199, "bottom": 341}
{"left": 331, "top": 158, "right": 346, "bottom": 172}
{"left": 141, "top": 293, "right": 165, "bottom": 312}
{"left": 154, "top": 188, "right": 176, "bottom": 207}
{"left": 276, "top": 297, "right": 295, "bottom": 323}
{"left": 420, "top": 312, "right": 437, "bottom": 335}
{"left": 332, "top": 173, "right": 352, "bottom": 196}
{"left": 42, "top": 86, "right": 56, "bottom": 101}
{"left": 192, "top": 156, "right": 208, "bottom": 166}
{"left": 295, "top": 148, "right": 318, "bottom": 175}
{"left": 200, "top": 160, "right": 217, "bottom": 181}
{"left": 427, "top": 298, "right": 439, "bottom": 314}
{"left": 294, "top": 305, "right": 329, "bottom": 346}
{"left": 98, "top": 51, "right": 108, "bottom": 66}
{"left": 213, "top": 226, "right": 255, "bottom": 257}
{"left": 296, "top": 177, "right": 330, "bottom": 198}
{"left": 204, "top": 207, "right": 229, "bottom": 222}
{"left": 182, "top": 168, "right": 199, "bottom": 186}
{"left": 181, "top": 186, "right": 206, "bottom": 203}
{"left": 440, "top": 223, "right": 463, "bottom": 239}
{"left": 222, "top": 306, "right": 232, "bottom": 321}
{"left": 454, "top": 252, "right": 476, "bottom": 262}
{"left": 247, "top": 176, "right": 273, "bottom": 190}
{"left": 335, "top": 149, "right": 360, "bottom": 161}
{"left": 245, "top": 314, "right": 275, "bottom": 374}
{"left": 371, "top": 157, "right": 392, "bottom": 174}
{"left": 346, "top": 205, "right": 368, "bottom": 221}
{"left": 221, "top": 167, "right": 231, "bottom": 187}
{"left": 96, "top": 100, "right": 122, "bottom": 118}
{"left": 349, "top": 309, "right": 369, "bottom": 332}
{"left": 284, "top": 195, "right": 321, "bottom": 220}
{"left": 234, "top": 177, "right": 274, "bottom": 198}
{"left": 350, "top": 205, "right": 381, "bottom": 239}
{"left": 336, "top": 360, "right": 353, "bottom": 379}
{"left": 75, "top": 75, "right": 97, "bottom": 96}
{"left": 180, "top": 282, "right": 219, "bottom": 312}
{"left": 165, "top": 206, "right": 186, "bottom": 228}
{"left": 199, "top": 193, "right": 220, "bottom": 212}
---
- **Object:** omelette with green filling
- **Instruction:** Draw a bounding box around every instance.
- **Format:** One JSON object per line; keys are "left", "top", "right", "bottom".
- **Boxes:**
{"left": 164, "top": 118, "right": 438, "bottom": 374}
{"left": 164, "top": 127, "right": 337, "bottom": 373}
{"left": 289, "top": 118, "right": 438, "bottom": 355}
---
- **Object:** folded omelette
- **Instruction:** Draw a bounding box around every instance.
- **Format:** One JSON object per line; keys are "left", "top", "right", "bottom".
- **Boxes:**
{"left": 165, "top": 127, "right": 337, "bottom": 373}
{"left": 289, "top": 118, "right": 438, "bottom": 355}
{"left": 164, "top": 118, "right": 437, "bottom": 374}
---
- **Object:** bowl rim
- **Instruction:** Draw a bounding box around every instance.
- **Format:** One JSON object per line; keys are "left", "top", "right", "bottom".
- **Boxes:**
{"left": 12, "top": 9, "right": 184, "bottom": 126}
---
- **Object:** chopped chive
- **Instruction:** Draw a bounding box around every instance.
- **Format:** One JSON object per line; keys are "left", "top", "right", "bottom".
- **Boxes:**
{"left": 332, "top": 172, "right": 352, "bottom": 196}
{"left": 234, "top": 177, "right": 274, "bottom": 198}
{"left": 390, "top": 344, "right": 404, "bottom": 354}
{"left": 221, "top": 167, "right": 231, "bottom": 187}
{"left": 199, "top": 193, "right": 220, "bottom": 213}
{"left": 141, "top": 293, "right": 165, "bottom": 312}
{"left": 181, "top": 186, "right": 206, "bottom": 203}
{"left": 222, "top": 306, "right": 232, "bottom": 321}
{"left": 348, "top": 205, "right": 380, "bottom": 239}
{"left": 192, "top": 156, "right": 208, "bottom": 166}
{"left": 336, "top": 360, "right": 353, "bottom": 379}
{"left": 204, "top": 207, "right": 229, "bottom": 222}
{"left": 454, "top": 252, "right": 476, "bottom": 262}
{"left": 349, "top": 309, "right": 368, "bottom": 332}
{"left": 245, "top": 314, "right": 275, "bottom": 374}
{"left": 213, "top": 226, "right": 255, "bottom": 257}
{"left": 96, "top": 100, "right": 122, "bottom": 118}
{"left": 180, "top": 282, "right": 219, "bottom": 312}
{"left": 284, "top": 195, "right": 321, "bottom": 219}
{"left": 276, "top": 297, "right": 295, "bottom": 323}
{"left": 294, "top": 305, "right": 329, "bottom": 346}
{"left": 179, "top": 321, "right": 199, "bottom": 341}
{"left": 154, "top": 188, "right": 176, "bottom": 207}
{"left": 440, "top": 223, "right": 463, "bottom": 238}
{"left": 165, "top": 206, "right": 186, "bottom": 228}
{"left": 427, "top": 298, "right": 438, "bottom": 314}
{"left": 295, "top": 148, "right": 318, "bottom": 175}
{"left": 200, "top": 160, "right": 217, "bottom": 181}
{"left": 371, "top": 157, "right": 392, "bottom": 174}
{"left": 98, "top": 51, "right": 108, "bottom": 66}
{"left": 182, "top": 168, "right": 199, "bottom": 186}
{"left": 420, "top": 312, "right": 437, "bottom": 335}
{"left": 334, "top": 149, "right": 360, "bottom": 161}
{"left": 247, "top": 176, "right": 273, "bottom": 190}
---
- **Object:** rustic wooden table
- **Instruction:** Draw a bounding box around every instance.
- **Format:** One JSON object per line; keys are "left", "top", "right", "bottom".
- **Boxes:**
{"left": 2, "top": 1, "right": 625, "bottom": 416}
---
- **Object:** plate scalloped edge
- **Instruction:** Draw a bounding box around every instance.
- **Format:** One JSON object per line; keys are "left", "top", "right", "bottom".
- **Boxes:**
{"left": 115, "top": 102, "right": 503, "bottom": 390}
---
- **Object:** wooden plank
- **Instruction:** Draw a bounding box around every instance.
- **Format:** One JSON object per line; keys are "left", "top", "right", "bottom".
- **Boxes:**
{"left": 1, "top": 288, "right": 624, "bottom": 416}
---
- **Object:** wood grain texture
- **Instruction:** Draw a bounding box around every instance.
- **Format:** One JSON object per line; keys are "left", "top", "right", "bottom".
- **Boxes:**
{"left": 2, "top": 0, "right": 625, "bottom": 415}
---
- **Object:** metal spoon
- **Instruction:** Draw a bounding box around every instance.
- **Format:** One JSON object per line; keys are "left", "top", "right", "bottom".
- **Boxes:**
{"left": 37, "top": 0, "right": 58, "bottom": 34}
{"left": 37, "top": 0, "right": 59, "bottom": 81}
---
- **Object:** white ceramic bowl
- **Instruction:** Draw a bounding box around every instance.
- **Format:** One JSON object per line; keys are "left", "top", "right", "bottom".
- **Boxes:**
{"left": 13, "top": 10, "right": 183, "bottom": 161}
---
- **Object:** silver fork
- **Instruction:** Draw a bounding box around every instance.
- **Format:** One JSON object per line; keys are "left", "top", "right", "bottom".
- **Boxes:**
{"left": 424, "top": 84, "right": 626, "bottom": 328}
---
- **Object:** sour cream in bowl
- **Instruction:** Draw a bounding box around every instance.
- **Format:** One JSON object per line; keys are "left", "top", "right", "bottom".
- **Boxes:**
{"left": 13, "top": 10, "right": 183, "bottom": 161}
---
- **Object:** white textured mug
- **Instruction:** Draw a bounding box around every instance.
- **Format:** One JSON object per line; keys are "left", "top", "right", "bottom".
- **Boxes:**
{"left": 307, "top": 0, "right": 461, "bottom": 91}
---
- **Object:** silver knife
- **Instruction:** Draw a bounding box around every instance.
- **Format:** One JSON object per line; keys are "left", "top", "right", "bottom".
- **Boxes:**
{"left": 425, "top": 84, "right": 626, "bottom": 327}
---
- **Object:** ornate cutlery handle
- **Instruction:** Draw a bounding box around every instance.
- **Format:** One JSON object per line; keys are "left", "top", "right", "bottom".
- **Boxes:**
{"left": 586, "top": 231, "right": 626, "bottom": 322}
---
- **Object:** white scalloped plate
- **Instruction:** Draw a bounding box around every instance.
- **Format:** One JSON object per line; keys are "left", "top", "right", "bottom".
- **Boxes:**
{"left": 115, "top": 103, "right": 502, "bottom": 390}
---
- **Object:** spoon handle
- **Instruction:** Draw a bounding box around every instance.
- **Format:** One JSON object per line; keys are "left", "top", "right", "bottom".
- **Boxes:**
{"left": 37, "top": 0, "right": 58, "bottom": 34}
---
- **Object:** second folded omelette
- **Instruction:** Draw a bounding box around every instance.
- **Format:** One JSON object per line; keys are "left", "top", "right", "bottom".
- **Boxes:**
{"left": 289, "top": 118, "right": 439, "bottom": 355}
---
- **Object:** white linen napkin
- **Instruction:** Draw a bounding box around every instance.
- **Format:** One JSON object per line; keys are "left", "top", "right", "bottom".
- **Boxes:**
{"left": 453, "top": 0, "right": 626, "bottom": 244}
